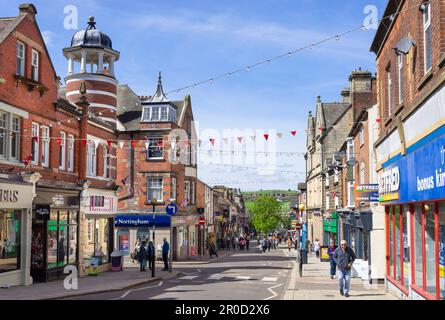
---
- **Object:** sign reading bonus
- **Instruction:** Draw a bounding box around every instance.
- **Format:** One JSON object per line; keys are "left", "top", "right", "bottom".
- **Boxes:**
{"left": 379, "top": 133, "right": 445, "bottom": 204}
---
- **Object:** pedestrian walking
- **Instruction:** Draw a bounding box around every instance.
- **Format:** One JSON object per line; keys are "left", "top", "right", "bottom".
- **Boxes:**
{"left": 209, "top": 242, "right": 218, "bottom": 259}
{"left": 147, "top": 241, "right": 155, "bottom": 270}
{"left": 132, "top": 239, "right": 141, "bottom": 263}
{"left": 328, "top": 240, "right": 338, "bottom": 279}
{"left": 267, "top": 237, "right": 271, "bottom": 251}
{"left": 162, "top": 238, "right": 170, "bottom": 271}
{"left": 333, "top": 240, "right": 356, "bottom": 297}
{"left": 287, "top": 237, "right": 293, "bottom": 252}
{"left": 314, "top": 239, "right": 321, "bottom": 258}
{"left": 226, "top": 237, "right": 231, "bottom": 251}
{"left": 246, "top": 237, "right": 250, "bottom": 251}
{"left": 137, "top": 241, "right": 148, "bottom": 271}
{"left": 232, "top": 237, "right": 236, "bottom": 250}
{"left": 261, "top": 238, "right": 267, "bottom": 253}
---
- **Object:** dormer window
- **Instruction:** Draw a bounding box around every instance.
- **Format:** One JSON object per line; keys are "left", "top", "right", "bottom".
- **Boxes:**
{"left": 142, "top": 104, "right": 177, "bottom": 122}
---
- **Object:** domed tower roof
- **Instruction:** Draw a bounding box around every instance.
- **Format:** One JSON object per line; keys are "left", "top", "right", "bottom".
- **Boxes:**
{"left": 70, "top": 16, "right": 112, "bottom": 49}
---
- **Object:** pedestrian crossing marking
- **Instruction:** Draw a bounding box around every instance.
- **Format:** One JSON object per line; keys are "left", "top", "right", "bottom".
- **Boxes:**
{"left": 207, "top": 274, "right": 224, "bottom": 280}
{"left": 236, "top": 276, "right": 251, "bottom": 280}
{"left": 180, "top": 275, "right": 198, "bottom": 280}
{"left": 262, "top": 277, "right": 278, "bottom": 282}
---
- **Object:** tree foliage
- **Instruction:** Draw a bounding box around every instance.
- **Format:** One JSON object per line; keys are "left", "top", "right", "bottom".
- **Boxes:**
{"left": 247, "top": 196, "right": 289, "bottom": 234}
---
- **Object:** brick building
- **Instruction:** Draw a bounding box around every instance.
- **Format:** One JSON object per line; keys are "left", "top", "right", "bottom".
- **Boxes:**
{"left": 0, "top": 4, "right": 119, "bottom": 286}
{"left": 116, "top": 75, "right": 200, "bottom": 261}
{"left": 370, "top": 0, "right": 445, "bottom": 300}
{"left": 196, "top": 179, "right": 214, "bottom": 255}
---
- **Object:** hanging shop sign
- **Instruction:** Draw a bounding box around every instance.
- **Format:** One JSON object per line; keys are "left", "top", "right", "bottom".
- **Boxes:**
{"left": 86, "top": 195, "right": 117, "bottom": 214}
{"left": 355, "top": 184, "right": 379, "bottom": 203}
{"left": 379, "top": 131, "right": 445, "bottom": 204}
{"left": 114, "top": 215, "right": 171, "bottom": 228}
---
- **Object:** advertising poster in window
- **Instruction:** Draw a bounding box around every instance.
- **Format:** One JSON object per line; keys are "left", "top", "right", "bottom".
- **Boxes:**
{"left": 119, "top": 234, "right": 129, "bottom": 252}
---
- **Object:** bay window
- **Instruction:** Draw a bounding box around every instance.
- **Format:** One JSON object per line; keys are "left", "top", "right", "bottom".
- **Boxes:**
{"left": 41, "top": 126, "right": 50, "bottom": 167}
{"left": 141, "top": 104, "right": 177, "bottom": 122}
{"left": 147, "top": 177, "right": 163, "bottom": 203}
{"left": 0, "top": 112, "right": 21, "bottom": 162}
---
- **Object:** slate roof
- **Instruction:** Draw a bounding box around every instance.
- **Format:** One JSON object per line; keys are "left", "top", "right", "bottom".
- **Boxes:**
{"left": 322, "top": 102, "right": 350, "bottom": 127}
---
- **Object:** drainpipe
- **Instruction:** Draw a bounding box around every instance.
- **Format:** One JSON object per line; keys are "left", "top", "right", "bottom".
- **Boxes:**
{"left": 118, "top": 134, "right": 135, "bottom": 202}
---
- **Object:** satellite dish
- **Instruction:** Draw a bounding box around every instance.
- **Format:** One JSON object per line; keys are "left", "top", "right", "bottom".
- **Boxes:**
{"left": 394, "top": 37, "right": 416, "bottom": 55}
{"left": 346, "top": 157, "right": 357, "bottom": 166}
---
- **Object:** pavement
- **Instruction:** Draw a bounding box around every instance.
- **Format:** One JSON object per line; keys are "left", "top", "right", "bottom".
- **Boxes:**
{"left": 0, "top": 243, "right": 396, "bottom": 300}
{"left": 282, "top": 248, "right": 396, "bottom": 300}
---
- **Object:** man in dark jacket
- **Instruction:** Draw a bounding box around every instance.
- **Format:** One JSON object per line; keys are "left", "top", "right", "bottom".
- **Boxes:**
{"left": 333, "top": 240, "right": 356, "bottom": 297}
{"left": 138, "top": 241, "right": 148, "bottom": 271}
{"left": 146, "top": 241, "right": 155, "bottom": 270}
{"left": 162, "top": 238, "right": 169, "bottom": 271}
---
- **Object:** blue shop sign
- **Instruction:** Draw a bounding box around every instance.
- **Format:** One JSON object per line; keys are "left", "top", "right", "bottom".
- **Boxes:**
{"left": 379, "top": 130, "right": 445, "bottom": 204}
{"left": 114, "top": 215, "right": 171, "bottom": 228}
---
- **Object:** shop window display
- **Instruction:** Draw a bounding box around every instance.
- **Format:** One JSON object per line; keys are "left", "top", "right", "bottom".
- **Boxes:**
{"left": 439, "top": 203, "right": 445, "bottom": 300}
{"left": 83, "top": 218, "right": 110, "bottom": 266}
{"left": 402, "top": 206, "right": 410, "bottom": 289}
{"left": 395, "top": 206, "right": 401, "bottom": 282}
{"left": 414, "top": 205, "right": 423, "bottom": 287}
{"left": 424, "top": 203, "right": 436, "bottom": 295}
{"left": 0, "top": 209, "right": 21, "bottom": 273}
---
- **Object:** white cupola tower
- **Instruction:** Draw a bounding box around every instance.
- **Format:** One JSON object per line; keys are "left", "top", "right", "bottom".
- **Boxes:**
{"left": 62, "top": 16, "right": 120, "bottom": 128}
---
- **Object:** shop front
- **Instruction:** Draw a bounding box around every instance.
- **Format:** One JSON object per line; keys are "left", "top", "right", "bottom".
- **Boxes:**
{"left": 379, "top": 127, "right": 445, "bottom": 300}
{"left": 79, "top": 188, "right": 117, "bottom": 276}
{"left": 32, "top": 187, "right": 81, "bottom": 282}
{"left": 323, "top": 212, "right": 338, "bottom": 245}
{"left": 0, "top": 179, "right": 34, "bottom": 287}
{"left": 171, "top": 215, "right": 199, "bottom": 261}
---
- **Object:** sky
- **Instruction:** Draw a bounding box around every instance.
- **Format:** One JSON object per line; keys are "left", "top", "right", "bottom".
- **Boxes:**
{"left": 1, "top": 0, "right": 387, "bottom": 191}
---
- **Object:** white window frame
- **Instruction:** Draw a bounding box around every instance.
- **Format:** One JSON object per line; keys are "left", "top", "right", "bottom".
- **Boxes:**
{"left": 68, "top": 134, "right": 74, "bottom": 172}
{"left": 185, "top": 181, "right": 191, "bottom": 203}
{"left": 325, "top": 172, "right": 329, "bottom": 187}
{"left": 334, "top": 167, "right": 339, "bottom": 183}
{"left": 31, "top": 122, "right": 39, "bottom": 165}
{"left": 326, "top": 195, "right": 330, "bottom": 210}
{"left": 347, "top": 181, "right": 355, "bottom": 208}
{"left": 360, "top": 127, "right": 365, "bottom": 147}
{"left": 335, "top": 195, "right": 339, "bottom": 208}
{"left": 347, "top": 138, "right": 354, "bottom": 161}
{"left": 102, "top": 145, "right": 108, "bottom": 178}
{"left": 87, "top": 141, "right": 97, "bottom": 177}
{"left": 41, "top": 126, "right": 50, "bottom": 167}
{"left": 147, "top": 177, "right": 163, "bottom": 203}
{"left": 191, "top": 144, "right": 196, "bottom": 166}
{"left": 59, "top": 131, "right": 66, "bottom": 170}
{"left": 397, "top": 54, "right": 403, "bottom": 104}
{"left": 422, "top": 2, "right": 432, "bottom": 73}
{"left": 171, "top": 177, "right": 177, "bottom": 201}
{"left": 387, "top": 68, "right": 392, "bottom": 116}
{"left": 10, "top": 115, "right": 20, "bottom": 161}
{"left": 31, "top": 49, "right": 39, "bottom": 82}
{"left": 147, "top": 136, "right": 164, "bottom": 160}
{"left": 16, "top": 42, "right": 25, "bottom": 76}
{"left": 0, "top": 112, "right": 7, "bottom": 159}
{"left": 191, "top": 181, "right": 195, "bottom": 204}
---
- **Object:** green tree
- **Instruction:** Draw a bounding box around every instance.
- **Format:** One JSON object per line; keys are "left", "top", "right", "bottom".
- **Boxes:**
{"left": 248, "top": 196, "right": 289, "bottom": 234}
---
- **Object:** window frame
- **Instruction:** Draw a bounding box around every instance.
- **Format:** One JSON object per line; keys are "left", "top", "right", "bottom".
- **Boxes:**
{"left": 16, "top": 41, "right": 25, "bottom": 76}
{"left": 41, "top": 126, "right": 50, "bottom": 167}
{"left": 102, "top": 145, "right": 109, "bottom": 178}
{"left": 397, "top": 53, "right": 404, "bottom": 104}
{"left": 68, "top": 134, "right": 74, "bottom": 172}
{"left": 387, "top": 67, "right": 392, "bottom": 117}
{"left": 31, "top": 122, "right": 39, "bottom": 165}
{"left": 147, "top": 177, "right": 163, "bottom": 203}
{"left": 171, "top": 177, "right": 177, "bottom": 201}
{"left": 422, "top": 2, "right": 432, "bottom": 74}
{"left": 185, "top": 181, "right": 191, "bottom": 204}
{"left": 31, "top": 49, "right": 39, "bottom": 82}
{"left": 59, "top": 131, "right": 66, "bottom": 170}
{"left": 146, "top": 136, "right": 164, "bottom": 160}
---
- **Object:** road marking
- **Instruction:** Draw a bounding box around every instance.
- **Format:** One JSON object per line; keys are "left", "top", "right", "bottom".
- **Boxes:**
{"left": 110, "top": 281, "right": 163, "bottom": 300}
{"left": 236, "top": 276, "right": 251, "bottom": 280}
{"left": 180, "top": 275, "right": 198, "bottom": 280}
{"left": 263, "top": 283, "right": 283, "bottom": 300}
{"left": 207, "top": 274, "right": 224, "bottom": 280}
{"left": 262, "top": 277, "right": 278, "bottom": 282}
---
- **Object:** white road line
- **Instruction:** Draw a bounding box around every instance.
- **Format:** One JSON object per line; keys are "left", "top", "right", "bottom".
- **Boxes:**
{"left": 262, "top": 277, "right": 278, "bottom": 282}
{"left": 180, "top": 275, "right": 198, "bottom": 280}
{"left": 236, "top": 276, "right": 251, "bottom": 280}
{"left": 263, "top": 283, "right": 283, "bottom": 300}
{"left": 110, "top": 281, "right": 163, "bottom": 300}
{"left": 207, "top": 274, "right": 224, "bottom": 280}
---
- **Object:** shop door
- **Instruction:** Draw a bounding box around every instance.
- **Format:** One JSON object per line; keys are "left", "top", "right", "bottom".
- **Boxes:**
{"left": 31, "top": 223, "right": 47, "bottom": 282}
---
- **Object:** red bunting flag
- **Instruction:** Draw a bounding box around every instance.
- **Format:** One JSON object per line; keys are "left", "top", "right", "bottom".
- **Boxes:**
{"left": 27, "top": 154, "right": 33, "bottom": 161}
{"left": 81, "top": 139, "right": 87, "bottom": 146}
{"left": 33, "top": 136, "right": 38, "bottom": 143}
{"left": 319, "top": 127, "right": 326, "bottom": 131}
{"left": 57, "top": 137, "right": 62, "bottom": 146}
{"left": 264, "top": 134, "right": 269, "bottom": 140}
{"left": 131, "top": 140, "right": 138, "bottom": 149}
{"left": 107, "top": 140, "right": 113, "bottom": 148}
{"left": 376, "top": 118, "right": 382, "bottom": 123}
{"left": 291, "top": 131, "right": 297, "bottom": 136}
{"left": 209, "top": 138, "right": 215, "bottom": 146}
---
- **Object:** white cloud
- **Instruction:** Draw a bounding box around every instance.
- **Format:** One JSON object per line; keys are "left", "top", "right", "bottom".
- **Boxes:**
{"left": 42, "top": 30, "right": 56, "bottom": 46}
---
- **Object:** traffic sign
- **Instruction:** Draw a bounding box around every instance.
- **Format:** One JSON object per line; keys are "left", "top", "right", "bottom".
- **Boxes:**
{"left": 295, "top": 223, "right": 302, "bottom": 230}
{"left": 198, "top": 216, "right": 206, "bottom": 225}
{"left": 166, "top": 203, "right": 178, "bottom": 216}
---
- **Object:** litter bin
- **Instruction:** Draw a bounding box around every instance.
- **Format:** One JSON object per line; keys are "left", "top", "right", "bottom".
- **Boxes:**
{"left": 110, "top": 250, "right": 124, "bottom": 271}
{"left": 302, "top": 249, "right": 308, "bottom": 264}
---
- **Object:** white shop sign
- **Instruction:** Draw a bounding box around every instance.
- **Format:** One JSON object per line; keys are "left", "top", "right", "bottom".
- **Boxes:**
{"left": 0, "top": 182, "right": 33, "bottom": 209}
